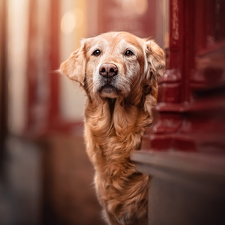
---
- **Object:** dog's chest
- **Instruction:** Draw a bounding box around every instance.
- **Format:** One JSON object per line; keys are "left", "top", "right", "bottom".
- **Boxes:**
{"left": 84, "top": 100, "right": 150, "bottom": 164}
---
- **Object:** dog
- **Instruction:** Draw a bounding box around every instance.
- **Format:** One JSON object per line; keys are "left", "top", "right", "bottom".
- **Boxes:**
{"left": 59, "top": 31, "right": 165, "bottom": 225}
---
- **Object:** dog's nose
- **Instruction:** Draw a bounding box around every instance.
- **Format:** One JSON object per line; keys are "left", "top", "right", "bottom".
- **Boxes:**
{"left": 99, "top": 63, "right": 118, "bottom": 77}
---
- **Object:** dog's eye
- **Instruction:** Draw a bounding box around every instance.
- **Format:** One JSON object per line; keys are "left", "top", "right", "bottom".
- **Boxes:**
{"left": 124, "top": 50, "right": 134, "bottom": 56}
{"left": 92, "top": 49, "right": 101, "bottom": 56}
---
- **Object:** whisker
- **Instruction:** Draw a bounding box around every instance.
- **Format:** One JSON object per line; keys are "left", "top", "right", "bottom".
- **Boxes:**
{"left": 85, "top": 181, "right": 96, "bottom": 190}
{"left": 86, "top": 82, "right": 94, "bottom": 92}
{"left": 85, "top": 76, "right": 95, "bottom": 92}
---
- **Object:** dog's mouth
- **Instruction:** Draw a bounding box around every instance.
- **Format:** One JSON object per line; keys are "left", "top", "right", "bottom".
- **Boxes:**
{"left": 101, "top": 84, "right": 116, "bottom": 93}
{"left": 98, "top": 84, "right": 120, "bottom": 98}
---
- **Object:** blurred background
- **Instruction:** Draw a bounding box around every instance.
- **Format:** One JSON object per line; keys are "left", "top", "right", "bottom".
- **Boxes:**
{"left": 0, "top": 0, "right": 166, "bottom": 224}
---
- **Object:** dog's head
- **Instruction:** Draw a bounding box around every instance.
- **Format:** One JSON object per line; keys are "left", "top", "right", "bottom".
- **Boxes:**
{"left": 60, "top": 32, "right": 165, "bottom": 103}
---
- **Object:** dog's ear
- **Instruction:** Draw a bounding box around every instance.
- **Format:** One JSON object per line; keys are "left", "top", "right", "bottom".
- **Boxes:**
{"left": 145, "top": 39, "right": 165, "bottom": 79}
{"left": 143, "top": 40, "right": 165, "bottom": 114}
{"left": 59, "top": 40, "right": 86, "bottom": 86}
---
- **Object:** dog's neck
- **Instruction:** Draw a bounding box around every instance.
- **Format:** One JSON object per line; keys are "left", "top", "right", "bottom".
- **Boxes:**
{"left": 107, "top": 98, "right": 117, "bottom": 117}
{"left": 84, "top": 94, "right": 152, "bottom": 143}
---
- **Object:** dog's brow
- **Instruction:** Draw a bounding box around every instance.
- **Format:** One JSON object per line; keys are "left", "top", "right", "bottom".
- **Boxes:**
{"left": 119, "top": 40, "right": 142, "bottom": 55}
{"left": 88, "top": 39, "right": 108, "bottom": 53}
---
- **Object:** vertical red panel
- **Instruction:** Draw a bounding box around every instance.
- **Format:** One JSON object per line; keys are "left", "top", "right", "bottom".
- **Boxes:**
{"left": 26, "top": 0, "right": 60, "bottom": 133}
{"left": 26, "top": 0, "right": 38, "bottom": 131}
{"left": 195, "top": 0, "right": 206, "bottom": 53}
{"left": 143, "top": 0, "right": 189, "bottom": 151}
{"left": 48, "top": 0, "right": 60, "bottom": 122}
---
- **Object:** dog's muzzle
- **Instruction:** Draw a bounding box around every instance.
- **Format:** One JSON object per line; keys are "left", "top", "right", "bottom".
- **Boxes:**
{"left": 98, "top": 63, "right": 118, "bottom": 92}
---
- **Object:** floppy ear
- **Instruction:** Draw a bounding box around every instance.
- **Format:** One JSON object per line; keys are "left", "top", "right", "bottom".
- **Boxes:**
{"left": 143, "top": 40, "right": 165, "bottom": 114}
{"left": 145, "top": 39, "right": 165, "bottom": 78}
{"left": 59, "top": 41, "right": 86, "bottom": 86}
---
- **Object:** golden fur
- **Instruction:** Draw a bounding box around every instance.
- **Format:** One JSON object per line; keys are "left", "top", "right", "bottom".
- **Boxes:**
{"left": 60, "top": 32, "right": 165, "bottom": 225}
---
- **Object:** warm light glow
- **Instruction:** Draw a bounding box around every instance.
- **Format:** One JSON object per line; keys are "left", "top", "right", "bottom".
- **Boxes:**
{"left": 135, "top": 0, "right": 148, "bottom": 15}
{"left": 61, "top": 11, "right": 76, "bottom": 34}
{"left": 7, "top": 0, "right": 29, "bottom": 134}
{"left": 61, "top": 8, "right": 84, "bottom": 34}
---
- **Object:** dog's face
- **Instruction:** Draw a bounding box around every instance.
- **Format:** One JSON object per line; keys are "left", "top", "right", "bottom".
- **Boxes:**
{"left": 60, "top": 32, "right": 165, "bottom": 100}
{"left": 85, "top": 32, "right": 146, "bottom": 98}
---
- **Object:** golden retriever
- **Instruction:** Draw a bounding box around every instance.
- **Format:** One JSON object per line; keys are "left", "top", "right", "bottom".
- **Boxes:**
{"left": 60, "top": 32, "right": 165, "bottom": 225}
